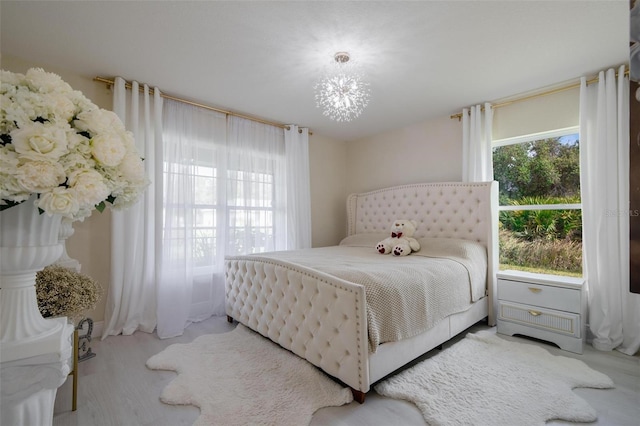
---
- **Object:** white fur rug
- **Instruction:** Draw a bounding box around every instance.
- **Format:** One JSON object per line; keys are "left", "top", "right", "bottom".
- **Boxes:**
{"left": 375, "top": 331, "right": 614, "bottom": 426}
{"left": 146, "top": 324, "right": 352, "bottom": 426}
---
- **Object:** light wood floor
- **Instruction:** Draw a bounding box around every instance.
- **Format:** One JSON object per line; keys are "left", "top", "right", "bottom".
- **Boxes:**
{"left": 53, "top": 316, "right": 639, "bottom": 426}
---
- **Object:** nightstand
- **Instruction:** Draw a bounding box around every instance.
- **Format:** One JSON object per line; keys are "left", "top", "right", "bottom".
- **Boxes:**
{"left": 496, "top": 270, "right": 586, "bottom": 354}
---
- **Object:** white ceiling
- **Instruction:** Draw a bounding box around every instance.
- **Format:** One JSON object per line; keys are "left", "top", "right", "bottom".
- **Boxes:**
{"left": 0, "top": 1, "right": 630, "bottom": 141}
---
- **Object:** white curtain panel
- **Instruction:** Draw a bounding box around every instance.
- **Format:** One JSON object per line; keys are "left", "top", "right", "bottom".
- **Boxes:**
{"left": 156, "top": 108, "right": 289, "bottom": 338}
{"left": 102, "top": 79, "right": 163, "bottom": 339}
{"left": 285, "top": 125, "right": 312, "bottom": 249}
{"left": 226, "top": 116, "right": 287, "bottom": 253}
{"left": 462, "top": 103, "right": 493, "bottom": 182}
{"left": 157, "top": 100, "right": 228, "bottom": 338}
{"left": 104, "top": 86, "right": 304, "bottom": 339}
{"left": 580, "top": 65, "right": 640, "bottom": 355}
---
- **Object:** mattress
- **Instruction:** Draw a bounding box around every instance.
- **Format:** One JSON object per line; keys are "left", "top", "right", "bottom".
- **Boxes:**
{"left": 239, "top": 233, "right": 487, "bottom": 351}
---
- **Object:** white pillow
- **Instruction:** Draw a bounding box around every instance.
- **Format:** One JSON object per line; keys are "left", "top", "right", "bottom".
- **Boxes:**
{"left": 339, "top": 233, "right": 389, "bottom": 247}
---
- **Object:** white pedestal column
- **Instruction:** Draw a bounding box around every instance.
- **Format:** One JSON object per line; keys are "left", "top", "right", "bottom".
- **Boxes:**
{"left": 0, "top": 198, "right": 75, "bottom": 425}
{"left": 1, "top": 319, "right": 74, "bottom": 425}
{"left": 55, "top": 218, "right": 81, "bottom": 272}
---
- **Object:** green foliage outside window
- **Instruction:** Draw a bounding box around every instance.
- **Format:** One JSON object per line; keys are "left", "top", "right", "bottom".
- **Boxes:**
{"left": 499, "top": 197, "right": 582, "bottom": 241}
{"left": 493, "top": 135, "right": 582, "bottom": 276}
{"left": 493, "top": 138, "right": 580, "bottom": 203}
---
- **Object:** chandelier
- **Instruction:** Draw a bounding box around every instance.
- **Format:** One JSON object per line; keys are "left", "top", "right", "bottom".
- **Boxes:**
{"left": 314, "top": 52, "right": 371, "bottom": 122}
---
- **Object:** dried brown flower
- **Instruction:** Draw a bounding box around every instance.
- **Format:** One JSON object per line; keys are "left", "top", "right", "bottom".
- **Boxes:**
{"left": 36, "top": 265, "right": 102, "bottom": 323}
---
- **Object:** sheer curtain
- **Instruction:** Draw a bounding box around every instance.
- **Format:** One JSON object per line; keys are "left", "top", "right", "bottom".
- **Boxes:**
{"left": 156, "top": 105, "right": 289, "bottom": 338}
{"left": 580, "top": 65, "right": 640, "bottom": 355}
{"left": 462, "top": 103, "right": 493, "bottom": 182}
{"left": 285, "top": 125, "right": 312, "bottom": 249}
{"left": 102, "top": 78, "right": 163, "bottom": 338}
{"left": 103, "top": 86, "right": 306, "bottom": 339}
{"left": 226, "top": 116, "right": 287, "bottom": 253}
{"left": 156, "top": 100, "right": 227, "bottom": 338}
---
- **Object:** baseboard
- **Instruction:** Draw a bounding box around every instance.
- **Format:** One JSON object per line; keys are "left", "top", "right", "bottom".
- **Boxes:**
{"left": 78, "top": 319, "right": 103, "bottom": 339}
{"left": 584, "top": 321, "right": 592, "bottom": 342}
{"left": 92, "top": 320, "right": 103, "bottom": 339}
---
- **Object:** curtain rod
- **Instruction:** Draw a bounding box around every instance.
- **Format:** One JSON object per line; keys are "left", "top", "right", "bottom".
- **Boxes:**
{"left": 450, "top": 67, "right": 630, "bottom": 121}
{"left": 94, "top": 76, "right": 311, "bottom": 134}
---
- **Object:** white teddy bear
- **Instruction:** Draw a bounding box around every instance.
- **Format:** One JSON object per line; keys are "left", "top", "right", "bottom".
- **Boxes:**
{"left": 376, "top": 219, "right": 421, "bottom": 256}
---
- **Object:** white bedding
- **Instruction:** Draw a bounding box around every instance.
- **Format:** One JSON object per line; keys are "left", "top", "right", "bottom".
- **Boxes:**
{"left": 246, "top": 234, "right": 487, "bottom": 351}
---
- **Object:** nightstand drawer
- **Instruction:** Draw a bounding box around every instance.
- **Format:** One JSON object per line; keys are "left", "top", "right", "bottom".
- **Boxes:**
{"left": 498, "top": 279, "right": 581, "bottom": 313}
{"left": 498, "top": 301, "right": 581, "bottom": 338}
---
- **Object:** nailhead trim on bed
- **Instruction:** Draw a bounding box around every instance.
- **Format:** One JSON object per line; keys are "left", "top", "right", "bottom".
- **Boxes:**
{"left": 225, "top": 258, "right": 368, "bottom": 391}
{"left": 225, "top": 181, "right": 498, "bottom": 395}
{"left": 347, "top": 182, "right": 491, "bottom": 243}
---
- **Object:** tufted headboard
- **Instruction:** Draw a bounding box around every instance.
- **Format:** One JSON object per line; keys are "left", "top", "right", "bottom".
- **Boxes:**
{"left": 346, "top": 181, "right": 499, "bottom": 324}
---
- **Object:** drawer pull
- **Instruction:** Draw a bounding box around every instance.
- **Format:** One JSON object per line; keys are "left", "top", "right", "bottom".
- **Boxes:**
{"left": 528, "top": 287, "right": 542, "bottom": 294}
{"left": 528, "top": 310, "right": 542, "bottom": 317}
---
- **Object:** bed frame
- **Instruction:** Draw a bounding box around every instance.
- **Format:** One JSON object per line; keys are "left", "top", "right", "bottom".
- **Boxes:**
{"left": 225, "top": 181, "right": 498, "bottom": 403}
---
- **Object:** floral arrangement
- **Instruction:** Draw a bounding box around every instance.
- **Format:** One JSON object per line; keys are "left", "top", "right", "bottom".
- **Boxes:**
{"left": 0, "top": 67, "right": 149, "bottom": 221}
{"left": 36, "top": 265, "right": 102, "bottom": 323}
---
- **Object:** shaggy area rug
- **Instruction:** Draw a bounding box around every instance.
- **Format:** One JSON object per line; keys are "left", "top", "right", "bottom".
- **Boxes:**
{"left": 375, "top": 330, "right": 614, "bottom": 426}
{"left": 146, "top": 324, "right": 352, "bottom": 426}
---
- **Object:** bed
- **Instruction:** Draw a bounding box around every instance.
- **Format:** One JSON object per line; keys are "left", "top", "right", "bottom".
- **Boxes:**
{"left": 225, "top": 181, "right": 499, "bottom": 402}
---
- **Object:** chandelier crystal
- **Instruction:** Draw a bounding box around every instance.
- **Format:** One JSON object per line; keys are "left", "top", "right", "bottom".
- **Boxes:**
{"left": 314, "top": 52, "right": 371, "bottom": 122}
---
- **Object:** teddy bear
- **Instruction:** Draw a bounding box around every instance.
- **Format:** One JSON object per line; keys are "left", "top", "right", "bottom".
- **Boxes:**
{"left": 376, "top": 219, "right": 421, "bottom": 256}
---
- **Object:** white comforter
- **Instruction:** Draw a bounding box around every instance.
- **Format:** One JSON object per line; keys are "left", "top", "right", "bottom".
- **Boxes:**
{"left": 248, "top": 234, "right": 487, "bottom": 352}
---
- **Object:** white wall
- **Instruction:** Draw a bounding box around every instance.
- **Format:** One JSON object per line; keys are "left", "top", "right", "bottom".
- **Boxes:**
{"left": 345, "top": 115, "right": 463, "bottom": 195}
{"left": 309, "top": 133, "right": 349, "bottom": 247}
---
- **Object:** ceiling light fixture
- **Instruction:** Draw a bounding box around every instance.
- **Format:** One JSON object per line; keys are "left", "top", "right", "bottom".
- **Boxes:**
{"left": 313, "top": 52, "right": 371, "bottom": 122}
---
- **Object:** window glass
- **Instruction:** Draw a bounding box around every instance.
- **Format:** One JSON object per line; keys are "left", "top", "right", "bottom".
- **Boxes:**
{"left": 493, "top": 130, "right": 582, "bottom": 277}
{"left": 163, "top": 144, "right": 278, "bottom": 273}
{"left": 226, "top": 169, "right": 275, "bottom": 255}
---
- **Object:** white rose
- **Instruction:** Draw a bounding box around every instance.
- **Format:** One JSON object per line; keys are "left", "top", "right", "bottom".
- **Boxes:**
{"left": 11, "top": 122, "right": 68, "bottom": 161}
{"left": 36, "top": 187, "right": 79, "bottom": 218}
{"left": 121, "top": 130, "right": 137, "bottom": 150}
{"left": 119, "top": 153, "right": 146, "bottom": 182}
{"left": 25, "top": 68, "right": 72, "bottom": 94}
{"left": 15, "top": 160, "right": 66, "bottom": 193}
{"left": 91, "top": 133, "right": 126, "bottom": 167}
{"left": 0, "top": 146, "right": 19, "bottom": 170}
{"left": 68, "top": 169, "right": 110, "bottom": 207}
{"left": 43, "top": 93, "right": 76, "bottom": 122}
{"left": 74, "top": 109, "right": 125, "bottom": 136}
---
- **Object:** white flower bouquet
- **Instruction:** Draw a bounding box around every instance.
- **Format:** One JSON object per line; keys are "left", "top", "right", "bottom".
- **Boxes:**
{"left": 0, "top": 68, "right": 149, "bottom": 220}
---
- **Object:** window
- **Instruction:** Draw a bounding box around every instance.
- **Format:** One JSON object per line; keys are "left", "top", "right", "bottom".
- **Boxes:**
{"left": 226, "top": 169, "right": 276, "bottom": 256}
{"left": 492, "top": 127, "right": 582, "bottom": 277}
{"left": 163, "top": 142, "right": 280, "bottom": 275}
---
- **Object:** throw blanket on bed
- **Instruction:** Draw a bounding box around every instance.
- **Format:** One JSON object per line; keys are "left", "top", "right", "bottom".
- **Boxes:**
{"left": 253, "top": 236, "right": 487, "bottom": 352}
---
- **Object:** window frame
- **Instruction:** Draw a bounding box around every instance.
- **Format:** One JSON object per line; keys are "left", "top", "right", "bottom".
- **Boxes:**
{"left": 161, "top": 140, "right": 280, "bottom": 275}
{"left": 492, "top": 125, "right": 582, "bottom": 276}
